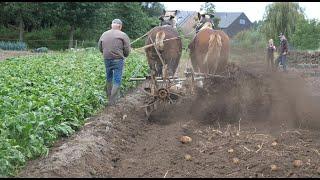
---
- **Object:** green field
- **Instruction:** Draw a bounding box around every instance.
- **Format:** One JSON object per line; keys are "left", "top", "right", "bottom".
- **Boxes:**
{"left": 0, "top": 49, "right": 148, "bottom": 176}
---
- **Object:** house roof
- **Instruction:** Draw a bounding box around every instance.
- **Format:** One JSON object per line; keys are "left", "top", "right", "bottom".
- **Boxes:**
{"left": 166, "top": 10, "right": 197, "bottom": 27}
{"left": 166, "top": 10, "right": 251, "bottom": 29}
{"left": 175, "top": 11, "right": 197, "bottom": 27}
{"left": 165, "top": 10, "right": 177, "bottom": 17}
{"left": 214, "top": 12, "right": 243, "bottom": 28}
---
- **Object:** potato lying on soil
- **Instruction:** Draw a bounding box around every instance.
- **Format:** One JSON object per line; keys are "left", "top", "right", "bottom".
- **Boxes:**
{"left": 180, "top": 136, "right": 192, "bottom": 144}
{"left": 228, "top": 149, "right": 234, "bottom": 153}
{"left": 270, "top": 164, "right": 278, "bottom": 171}
{"left": 293, "top": 160, "right": 303, "bottom": 168}
{"left": 184, "top": 154, "right": 192, "bottom": 161}
{"left": 232, "top": 157, "right": 240, "bottom": 164}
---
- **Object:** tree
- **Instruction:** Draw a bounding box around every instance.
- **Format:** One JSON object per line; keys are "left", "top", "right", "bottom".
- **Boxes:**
{"left": 55, "top": 2, "right": 104, "bottom": 49}
{"left": 291, "top": 18, "right": 320, "bottom": 50}
{"left": 141, "top": 2, "right": 165, "bottom": 17}
{"left": 0, "top": 2, "right": 6, "bottom": 24}
{"left": 32, "top": 3, "right": 61, "bottom": 30}
{"left": 213, "top": 17, "right": 221, "bottom": 29}
{"left": 1, "top": 2, "right": 39, "bottom": 41}
{"left": 199, "top": 2, "right": 220, "bottom": 29}
{"left": 200, "top": 2, "right": 215, "bottom": 14}
{"left": 106, "top": 2, "right": 156, "bottom": 39}
{"left": 0, "top": 2, "right": 159, "bottom": 49}
{"left": 252, "top": 20, "right": 264, "bottom": 31}
{"left": 261, "top": 2, "right": 305, "bottom": 45}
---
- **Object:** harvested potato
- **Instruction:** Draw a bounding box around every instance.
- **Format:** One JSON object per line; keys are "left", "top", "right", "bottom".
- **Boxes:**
{"left": 232, "top": 157, "right": 240, "bottom": 164}
{"left": 228, "top": 149, "right": 234, "bottom": 153}
{"left": 271, "top": 141, "right": 278, "bottom": 146}
{"left": 180, "top": 136, "right": 192, "bottom": 144}
{"left": 184, "top": 154, "right": 192, "bottom": 161}
{"left": 293, "top": 160, "right": 303, "bottom": 167}
{"left": 270, "top": 164, "right": 278, "bottom": 171}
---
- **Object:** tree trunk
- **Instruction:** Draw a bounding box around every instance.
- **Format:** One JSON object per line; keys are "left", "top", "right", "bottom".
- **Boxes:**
{"left": 68, "top": 25, "right": 75, "bottom": 49}
{"left": 19, "top": 17, "right": 24, "bottom": 42}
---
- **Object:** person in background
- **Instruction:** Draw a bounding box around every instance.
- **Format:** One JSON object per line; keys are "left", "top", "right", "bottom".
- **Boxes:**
{"left": 277, "top": 33, "right": 288, "bottom": 72}
{"left": 98, "top": 19, "right": 131, "bottom": 106}
{"left": 266, "top": 38, "right": 276, "bottom": 70}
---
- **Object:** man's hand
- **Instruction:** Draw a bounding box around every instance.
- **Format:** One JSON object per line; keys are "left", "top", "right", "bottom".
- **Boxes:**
{"left": 283, "top": 52, "right": 287, "bottom": 55}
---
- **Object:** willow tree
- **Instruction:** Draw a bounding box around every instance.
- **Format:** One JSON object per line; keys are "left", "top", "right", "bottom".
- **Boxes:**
{"left": 262, "top": 2, "right": 305, "bottom": 45}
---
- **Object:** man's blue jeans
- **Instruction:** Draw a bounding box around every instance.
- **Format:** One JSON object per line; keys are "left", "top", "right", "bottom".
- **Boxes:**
{"left": 278, "top": 55, "right": 287, "bottom": 71}
{"left": 104, "top": 59, "right": 124, "bottom": 86}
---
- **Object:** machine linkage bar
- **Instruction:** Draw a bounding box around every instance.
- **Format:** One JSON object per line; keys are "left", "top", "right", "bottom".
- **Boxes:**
{"left": 129, "top": 76, "right": 179, "bottom": 81}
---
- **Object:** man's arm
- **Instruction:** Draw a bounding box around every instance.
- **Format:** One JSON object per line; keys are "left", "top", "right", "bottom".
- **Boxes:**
{"left": 98, "top": 40, "right": 103, "bottom": 53}
{"left": 123, "top": 34, "right": 131, "bottom": 58}
{"left": 98, "top": 34, "right": 104, "bottom": 53}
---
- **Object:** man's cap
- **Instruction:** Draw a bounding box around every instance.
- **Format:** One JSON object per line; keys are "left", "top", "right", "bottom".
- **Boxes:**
{"left": 112, "top": 19, "right": 122, "bottom": 25}
{"left": 279, "top": 32, "right": 283, "bottom": 37}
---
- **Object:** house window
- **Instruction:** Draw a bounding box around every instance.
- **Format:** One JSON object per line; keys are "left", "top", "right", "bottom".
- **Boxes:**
{"left": 239, "top": 19, "right": 246, "bottom": 25}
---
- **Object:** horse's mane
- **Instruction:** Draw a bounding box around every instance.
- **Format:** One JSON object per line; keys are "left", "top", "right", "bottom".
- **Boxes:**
{"left": 199, "top": 22, "right": 213, "bottom": 31}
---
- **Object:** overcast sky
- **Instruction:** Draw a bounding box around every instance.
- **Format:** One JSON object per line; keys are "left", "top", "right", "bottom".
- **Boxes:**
{"left": 161, "top": 2, "right": 320, "bottom": 22}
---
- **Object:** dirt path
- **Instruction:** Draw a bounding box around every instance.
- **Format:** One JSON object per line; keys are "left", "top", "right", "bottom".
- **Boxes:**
{"left": 18, "top": 49, "right": 320, "bottom": 178}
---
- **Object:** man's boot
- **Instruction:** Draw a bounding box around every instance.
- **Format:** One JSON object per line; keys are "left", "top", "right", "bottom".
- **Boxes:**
{"left": 108, "top": 84, "right": 120, "bottom": 106}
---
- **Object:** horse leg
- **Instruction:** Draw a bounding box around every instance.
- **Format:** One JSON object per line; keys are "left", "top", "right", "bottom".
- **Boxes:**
{"left": 190, "top": 53, "right": 198, "bottom": 73}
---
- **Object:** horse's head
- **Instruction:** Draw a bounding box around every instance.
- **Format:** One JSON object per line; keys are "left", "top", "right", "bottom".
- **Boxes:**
{"left": 195, "top": 12, "right": 214, "bottom": 31}
{"left": 159, "top": 15, "right": 176, "bottom": 28}
{"left": 197, "top": 12, "right": 214, "bottom": 22}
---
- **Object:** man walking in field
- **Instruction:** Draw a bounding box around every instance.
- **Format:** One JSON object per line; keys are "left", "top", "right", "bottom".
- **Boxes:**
{"left": 277, "top": 33, "right": 288, "bottom": 72}
{"left": 98, "top": 19, "right": 131, "bottom": 106}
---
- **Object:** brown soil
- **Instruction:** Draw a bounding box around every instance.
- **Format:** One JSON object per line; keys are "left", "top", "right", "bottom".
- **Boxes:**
{"left": 17, "top": 48, "right": 320, "bottom": 178}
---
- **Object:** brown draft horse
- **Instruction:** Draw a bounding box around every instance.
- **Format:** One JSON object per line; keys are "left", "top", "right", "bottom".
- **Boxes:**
{"left": 145, "top": 15, "right": 182, "bottom": 77}
{"left": 188, "top": 17, "right": 230, "bottom": 75}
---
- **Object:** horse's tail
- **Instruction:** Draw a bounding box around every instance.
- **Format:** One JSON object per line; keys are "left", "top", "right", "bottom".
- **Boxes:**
{"left": 203, "top": 32, "right": 222, "bottom": 64}
{"left": 155, "top": 31, "right": 166, "bottom": 51}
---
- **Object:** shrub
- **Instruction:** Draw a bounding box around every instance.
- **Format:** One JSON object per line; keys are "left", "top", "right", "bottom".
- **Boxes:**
{"left": 232, "top": 29, "right": 267, "bottom": 50}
